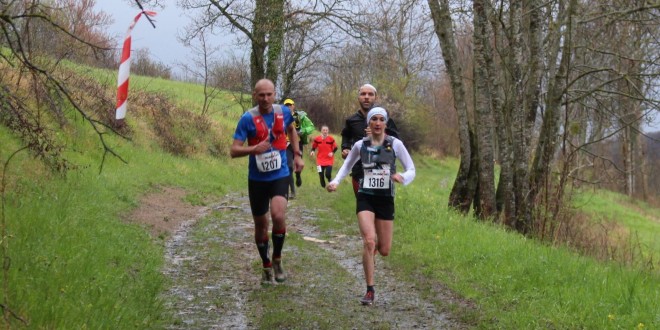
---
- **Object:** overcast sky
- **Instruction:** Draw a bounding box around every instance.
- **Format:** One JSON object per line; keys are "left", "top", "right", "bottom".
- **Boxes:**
{"left": 94, "top": 1, "right": 182, "bottom": 66}
{"left": 93, "top": 0, "right": 239, "bottom": 74}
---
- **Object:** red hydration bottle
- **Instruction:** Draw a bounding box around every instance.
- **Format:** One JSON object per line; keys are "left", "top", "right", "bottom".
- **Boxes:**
{"left": 270, "top": 111, "right": 287, "bottom": 150}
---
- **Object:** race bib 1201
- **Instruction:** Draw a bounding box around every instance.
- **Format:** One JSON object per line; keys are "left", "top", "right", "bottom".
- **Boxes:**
{"left": 256, "top": 150, "right": 282, "bottom": 172}
{"left": 363, "top": 169, "right": 390, "bottom": 189}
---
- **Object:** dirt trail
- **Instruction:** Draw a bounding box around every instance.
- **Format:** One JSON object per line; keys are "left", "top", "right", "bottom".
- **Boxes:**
{"left": 130, "top": 187, "right": 469, "bottom": 329}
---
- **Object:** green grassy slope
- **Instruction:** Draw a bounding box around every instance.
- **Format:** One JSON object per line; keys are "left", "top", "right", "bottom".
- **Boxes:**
{"left": 575, "top": 190, "right": 660, "bottom": 259}
{"left": 1, "top": 67, "right": 659, "bottom": 328}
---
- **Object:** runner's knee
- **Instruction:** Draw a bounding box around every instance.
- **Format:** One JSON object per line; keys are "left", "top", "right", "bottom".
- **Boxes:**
{"left": 362, "top": 237, "right": 376, "bottom": 252}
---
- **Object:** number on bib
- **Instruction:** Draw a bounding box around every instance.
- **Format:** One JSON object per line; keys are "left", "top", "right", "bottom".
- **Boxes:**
{"left": 363, "top": 169, "right": 390, "bottom": 189}
{"left": 256, "top": 150, "right": 282, "bottom": 172}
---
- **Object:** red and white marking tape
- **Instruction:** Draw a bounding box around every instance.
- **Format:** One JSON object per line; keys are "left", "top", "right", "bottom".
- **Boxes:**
{"left": 116, "top": 11, "right": 157, "bottom": 120}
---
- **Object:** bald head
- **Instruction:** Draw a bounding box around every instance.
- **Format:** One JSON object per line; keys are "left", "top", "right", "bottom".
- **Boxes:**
{"left": 253, "top": 79, "right": 276, "bottom": 112}
{"left": 254, "top": 78, "right": 275, "bottom": 92}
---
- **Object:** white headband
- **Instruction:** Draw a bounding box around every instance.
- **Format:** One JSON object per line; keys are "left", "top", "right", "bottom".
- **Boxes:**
{"left": 366, "top": 107, "right": 388, "bottom": 124}
{"left": 359, "top": 83, "right": 377, "bottom": 95}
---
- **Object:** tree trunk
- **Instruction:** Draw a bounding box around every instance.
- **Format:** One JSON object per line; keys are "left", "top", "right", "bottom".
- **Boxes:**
{"left": 640, "top": 140, "right": 649, "bottom": 201}
{"left": 264, "top": 0, "right": 285, "bottom": 82}
{"left": 621, "top": 124, "right": 634, "bottom": 197}
{"left": 524, "top": 0, "right": 543, "bottom": 139}
{"left": 529, "top": 0, "right": 577, "bottom": 229}
{"left": 250, "top": 0, "right": 269, "bottom": 92}
{"left": 428, "top": 0, "right": 475, "bottom": 213}
{"left": 511, "top": 0, "right": 544, "bottom": 231}
{"left": 507, "top": 0, "right": 534, "bottom": 233}
{"left": 472, "top": 0, "right": 496, "bottom": 219}
{"left": 485, "top": 2, "right": 516, "bottom": 225}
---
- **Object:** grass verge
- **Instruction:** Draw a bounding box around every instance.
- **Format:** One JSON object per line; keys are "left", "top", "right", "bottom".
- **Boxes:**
{"left": 2, "top": 68, "right": 659, "bottom": 328}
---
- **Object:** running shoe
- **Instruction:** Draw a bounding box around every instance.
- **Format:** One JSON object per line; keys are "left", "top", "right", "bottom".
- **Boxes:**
{"left": 272, "top": 258, "right": 286, "bottom": 282}
{"left": 360, "top": 290, "right": 375, "bottom": 305}
{"left": 262, "top": 267, "right": 273, "bottom": 285}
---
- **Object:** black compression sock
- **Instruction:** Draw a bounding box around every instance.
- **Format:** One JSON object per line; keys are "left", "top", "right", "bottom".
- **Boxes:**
{"left": 272, "top": 229, "right": 286, "bottom": 259}
{"left": 256, "top": 238, "right": 270, "bottom": 267}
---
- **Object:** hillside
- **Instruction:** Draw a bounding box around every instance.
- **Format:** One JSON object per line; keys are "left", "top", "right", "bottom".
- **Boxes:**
{"left": 2, "top": 66, "right": 660, "bottom": 328}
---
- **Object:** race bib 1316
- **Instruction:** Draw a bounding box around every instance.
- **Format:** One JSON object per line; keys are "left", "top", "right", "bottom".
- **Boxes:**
{"left": 363, "top": 169, "right": 390, "bottom": 189}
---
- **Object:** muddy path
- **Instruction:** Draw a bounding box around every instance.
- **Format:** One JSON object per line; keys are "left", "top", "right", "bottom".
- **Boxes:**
{"left": 131, "top": 188, "right": 470, "bottom": 329}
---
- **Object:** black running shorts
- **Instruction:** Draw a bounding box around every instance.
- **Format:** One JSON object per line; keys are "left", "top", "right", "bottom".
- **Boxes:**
{"left": 355, "top": 193, "right": 395, "bottom": 220}
{"left": 248, "top": 176, "right": 290, "bottom": 216}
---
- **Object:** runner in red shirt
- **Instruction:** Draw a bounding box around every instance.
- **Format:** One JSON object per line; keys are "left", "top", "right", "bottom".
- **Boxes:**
{"left": 309, "top": 125, "right": 338, "bottom": 188}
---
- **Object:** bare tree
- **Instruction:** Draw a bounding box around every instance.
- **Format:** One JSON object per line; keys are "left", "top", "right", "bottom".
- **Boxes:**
{"left": 178, "top": 0, "right": 358, "bottom": 96}
{"left": 316, "top": 44, "right": 372, "bottom": 129}
{"left": 132, "top": 48, "right": 172, "bottom": 78}
{"left": 50, "top": 0, "right": 115, "bottom": 66}
{"left": 179, "top": 30, "right": 221, "bottom": 116}
{"left": 209, "top": 55, "right": 250, "bottom": 91}
{"left": 0, "top": 0, "right": 127, "bottom": 170}
{"left": 471, "top": 0, "right": 496, "bottom": 219}
{"left": 428, "top": 0, "right": 476, "bottom": 213}
{"left": 428, "top": 0, "right": 660, "bottom": 233}
{"left": 278, "top": 17, "right": 330, "bottom": 101}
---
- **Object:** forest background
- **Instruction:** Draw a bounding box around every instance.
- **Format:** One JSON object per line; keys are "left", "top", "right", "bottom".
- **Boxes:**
{"left": 101, "top": 0, "right": 660, "bottom": 221}
{"left": 109, "top": 0, "right": 660, "bottom": 210}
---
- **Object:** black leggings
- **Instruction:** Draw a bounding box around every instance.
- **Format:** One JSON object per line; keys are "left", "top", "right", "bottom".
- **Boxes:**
{"left": 318, "top": 165, "right": 333, "bottom": 187}
{"left": 286, "top": 145, "right": 295, "bottom": 194}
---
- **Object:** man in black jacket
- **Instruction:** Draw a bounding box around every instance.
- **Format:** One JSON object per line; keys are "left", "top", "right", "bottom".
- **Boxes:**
{"left": 340, "top": 83, "right": 399, "bottom": 196}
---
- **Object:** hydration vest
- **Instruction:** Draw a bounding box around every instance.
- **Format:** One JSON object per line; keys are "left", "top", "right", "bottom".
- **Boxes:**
{"left": 247, "top": 105, "right": 287, "bottom": 151}
{"left": 359, "top": 135, "right": 397, "bottom": 196}
{"left": 292, "top": 110, "right": 314, "bottom": 145}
